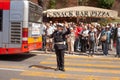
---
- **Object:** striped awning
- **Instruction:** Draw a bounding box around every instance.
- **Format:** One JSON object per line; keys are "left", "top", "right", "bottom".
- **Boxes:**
{"left": 44, "top": 6, "right": 118, "bottom": 18}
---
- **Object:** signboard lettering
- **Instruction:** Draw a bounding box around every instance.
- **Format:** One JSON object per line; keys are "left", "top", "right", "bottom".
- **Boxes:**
{"left": 50, "top": 10, "right": 111, "bottom": 17}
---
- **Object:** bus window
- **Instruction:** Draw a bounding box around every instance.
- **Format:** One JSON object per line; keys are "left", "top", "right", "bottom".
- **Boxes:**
{"left": 29, "top": 2, "right": 42, "bottom": 23}
{"left": 0, "top": 10, "right": 3, "bottom": 31}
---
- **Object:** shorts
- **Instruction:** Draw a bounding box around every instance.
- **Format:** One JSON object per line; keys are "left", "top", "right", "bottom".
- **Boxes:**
{"left": 46, "top": 37, "right": 53, "bottom": 43}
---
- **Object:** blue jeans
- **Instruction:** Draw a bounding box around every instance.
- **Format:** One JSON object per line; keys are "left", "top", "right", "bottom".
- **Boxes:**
{"left": 74, "top": 38, "right": 80, "bottom": 51}
{"left": 102, "top": 41, "right": 109, "bottom": 55}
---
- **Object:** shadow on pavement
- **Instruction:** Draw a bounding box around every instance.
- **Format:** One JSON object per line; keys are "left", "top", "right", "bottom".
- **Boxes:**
{"left": 29, "top": 65, "right": 55, "bottom": 70}
{"left": 0, "top": 53, "right": 36, "bottom": 61}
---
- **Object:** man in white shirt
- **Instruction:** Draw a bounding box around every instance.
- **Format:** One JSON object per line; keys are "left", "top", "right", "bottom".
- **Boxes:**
{"left": 80, "top": 26, "right": 89, "bottom": 52}
{"left": 45, "top": 23, "right": 55, "bottom": 52}
{"left": 114, "top": 23, "right": 120, "bottom": 58}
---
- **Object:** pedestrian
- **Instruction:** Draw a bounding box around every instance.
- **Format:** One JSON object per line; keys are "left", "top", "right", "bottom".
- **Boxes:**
{"left": 101, "top": 26, "right": 111, "bottom": 56}
{"left": 45, "top": 23, "right": 55, "bottom": 52}
{"left": 80, "top": 26, "right": 89, "bottom": 53}
{"left": 108, "top": 23, "right": 115, "bottom": 51}
{"left": 88, "top": 26, "right": 97, "bottom": 56}
{"left": 67, "top": 27, "right": 75, "bottom": 54}
{"left": 73, "top": 24, "right": 79, "bottom": 52}
{"left": 113, "top": 23, "right": 120, "bottom": 58}
{"left": 41, "top": 22, "right": 47, "bottom": 51}
{"left": 50, "top": 23, "right": 70, "bottom": 71}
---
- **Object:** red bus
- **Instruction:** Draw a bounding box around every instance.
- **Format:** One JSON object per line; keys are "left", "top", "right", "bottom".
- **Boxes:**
{"left": 0, "top": 0, "right": 43, "bottom": 54}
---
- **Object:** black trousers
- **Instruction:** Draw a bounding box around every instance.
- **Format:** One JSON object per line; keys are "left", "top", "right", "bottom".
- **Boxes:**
{"left": 81, "top": 39, "right": 87, "bottom": 52}
{"left": 42, "top": 35, "right": 46, "bottom": 50}
{"left": 89, "top": 40, "right": 95, "bottom": 55}
{"left": 55, "top": 49, "right": 65, "bottom": 69}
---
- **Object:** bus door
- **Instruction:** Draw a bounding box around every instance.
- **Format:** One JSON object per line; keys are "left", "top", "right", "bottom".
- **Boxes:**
{"left": 0, "top": 10, "right": 3, "bottom": 47}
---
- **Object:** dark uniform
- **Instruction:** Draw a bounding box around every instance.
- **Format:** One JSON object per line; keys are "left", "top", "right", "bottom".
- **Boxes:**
{"left": 51, "top": 25, "right": 70, "bottom": 71}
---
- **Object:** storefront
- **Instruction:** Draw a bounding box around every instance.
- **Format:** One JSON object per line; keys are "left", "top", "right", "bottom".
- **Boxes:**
{"left": 43, "top": 6, "right": 118, "bottom": 23}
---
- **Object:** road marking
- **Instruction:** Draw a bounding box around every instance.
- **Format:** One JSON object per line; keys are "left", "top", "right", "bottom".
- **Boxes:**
{"left": 11, "top": 79, "right": 22, "bottom": 80}
{"left": 31, "top": 65, "right": 120, "bottom": 74}
{"left": 20, "top": 70, "right": 120, "bottom": 80}
{"left": 46, "top": 58, "right": 120, "bottom": 64}
{"left": 40, "top": 61, "right": 120, "bottom": 69}
{"left": 0, "top": 68, "right": 25, "bottom": 72}
{"left": 51, "top": 55, "right": 120, "bottom": 61}
{"left": 0, "top": 65, "right": 24, "bottom": 69}
{"left": 31, "top": 52, "right": 120, "bottom": 60}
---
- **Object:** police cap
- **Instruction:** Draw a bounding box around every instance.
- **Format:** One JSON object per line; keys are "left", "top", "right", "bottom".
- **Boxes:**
{"left": 57, "top": 24, "right": 64, "bottom": 28}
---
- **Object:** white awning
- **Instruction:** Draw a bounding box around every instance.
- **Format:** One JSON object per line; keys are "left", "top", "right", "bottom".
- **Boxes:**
{"left": 44, "top": 6, "right": 118, "bottom": 18}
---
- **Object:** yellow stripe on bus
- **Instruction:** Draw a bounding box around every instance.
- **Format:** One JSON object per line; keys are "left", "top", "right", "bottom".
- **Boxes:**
{"left": 28, "top": 36, "right": 42, "bottom": 43}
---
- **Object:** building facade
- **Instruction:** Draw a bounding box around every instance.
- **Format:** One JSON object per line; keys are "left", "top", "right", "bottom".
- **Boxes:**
{"left": 30, "top": 0, "right": 120, "bottom": 17}
{"left": 29, "top": 0, "right": 38, "bottom": 4}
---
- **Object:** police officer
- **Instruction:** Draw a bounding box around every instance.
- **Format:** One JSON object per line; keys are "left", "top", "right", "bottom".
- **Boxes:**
{"left": 51, "top": 23, "right": 70, "bottom": 71}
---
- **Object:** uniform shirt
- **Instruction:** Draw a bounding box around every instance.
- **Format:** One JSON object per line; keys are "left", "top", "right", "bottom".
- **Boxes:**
{"left": 51, "top": 28, "right": 70, "bottom": 43}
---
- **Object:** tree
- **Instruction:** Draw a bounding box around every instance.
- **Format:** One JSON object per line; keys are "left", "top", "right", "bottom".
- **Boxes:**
{"left": 38, "top": 0, "right": 43, "bottom": 7}
{"left": 48, "top": 0, "right": 56, "bottom": 9}
{"left": 98, "top": 0, "right": 114, "bottom": 9}
{"left": 78, "top": 0, "right": 89, "bottom": 6}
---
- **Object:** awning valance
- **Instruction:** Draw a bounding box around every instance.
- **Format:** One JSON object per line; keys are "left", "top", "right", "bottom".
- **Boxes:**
{"left": 44, "top": 6, "right": 118, "bottom": 18}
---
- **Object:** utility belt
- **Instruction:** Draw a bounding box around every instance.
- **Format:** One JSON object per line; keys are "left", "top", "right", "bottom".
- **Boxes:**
{"left": 55, "top": 41, "right": 66, "bottom": 45}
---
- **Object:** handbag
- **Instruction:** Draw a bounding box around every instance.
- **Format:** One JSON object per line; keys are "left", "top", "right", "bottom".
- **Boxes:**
{"left": 100, "top": 34, "right": 107, "bottom": 41}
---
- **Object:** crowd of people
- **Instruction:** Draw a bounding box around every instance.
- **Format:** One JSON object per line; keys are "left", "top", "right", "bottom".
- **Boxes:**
{"left": 40, "top": 21, "right": 120, "bottom": 58}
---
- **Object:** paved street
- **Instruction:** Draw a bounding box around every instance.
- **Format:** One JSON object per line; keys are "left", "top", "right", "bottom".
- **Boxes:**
{"left": 0, "top": 50, "right": 120, "bottom": 80}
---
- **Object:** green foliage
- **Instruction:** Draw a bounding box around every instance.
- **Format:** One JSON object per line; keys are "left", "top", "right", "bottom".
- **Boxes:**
{"left": 98, "top": 18, "right": 112, "bottom": 26}
{"left": 48, "top": 0, "right": 56, "bottom": 9}
{"left": 78, "top": 0, "right": 89, "bottom": 6}
{"left": 98, "top": 0, "right": 114, "bottom": 9}
{"left": 38, "top": 0, "right": 43, "bottom": 7}
{"left": 62, "top": 0, "right": 67, "bottom": 8}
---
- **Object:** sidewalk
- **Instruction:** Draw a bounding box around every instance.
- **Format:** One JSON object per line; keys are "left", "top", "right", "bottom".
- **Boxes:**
{"left": 30, "top": 47, "right": 117, "bottom": 58}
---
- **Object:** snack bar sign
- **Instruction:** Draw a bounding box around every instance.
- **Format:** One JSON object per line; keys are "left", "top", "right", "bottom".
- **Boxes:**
{"left": 47, "top": 10, "right": 114, "bottom": 18}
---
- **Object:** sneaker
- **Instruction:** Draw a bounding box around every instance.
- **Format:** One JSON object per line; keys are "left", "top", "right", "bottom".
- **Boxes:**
{"left": 76, "top": 49, "right": 80, "bottom": 52}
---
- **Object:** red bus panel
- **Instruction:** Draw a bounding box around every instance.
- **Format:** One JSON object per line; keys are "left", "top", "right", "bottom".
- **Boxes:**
{"left": 0, "top": 0, "right": 10, "bottom": 10}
